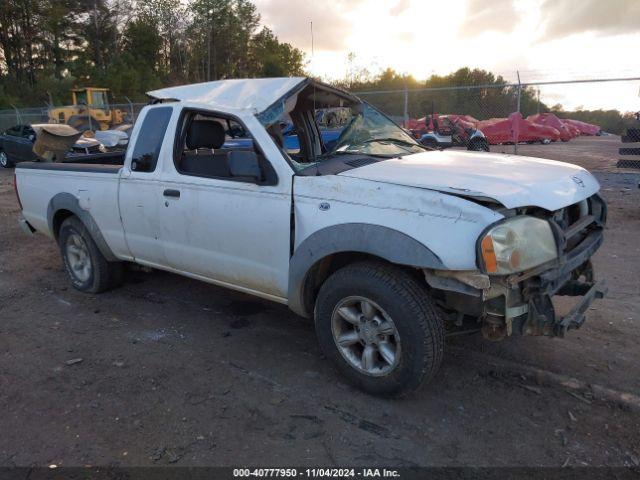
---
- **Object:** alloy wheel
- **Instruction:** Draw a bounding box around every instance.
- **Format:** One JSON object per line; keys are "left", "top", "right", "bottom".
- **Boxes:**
{"left": 331, "top": 296, "right": 401, "bottom": 376}
{"left": 65, "top": 233, "right": 92, "bottom": 282}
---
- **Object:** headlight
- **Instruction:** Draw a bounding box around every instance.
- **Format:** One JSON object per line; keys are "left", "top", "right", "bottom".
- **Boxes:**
{"left": 479, "top": 216, "right": 557, "bottom": 274}
{"left": 99, "top": 144, "right": 107, "bottom": 153}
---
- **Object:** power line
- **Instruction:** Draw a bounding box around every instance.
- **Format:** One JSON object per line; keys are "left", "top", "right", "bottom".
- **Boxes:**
{"left": 354, "top": 76, "right": 640, "bottom": 95}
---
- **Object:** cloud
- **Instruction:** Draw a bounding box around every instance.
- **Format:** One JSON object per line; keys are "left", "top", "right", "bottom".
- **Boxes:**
{"left": 540, "top": 0, "right": 640, "bottom": 40}
{"left": 458, "top": 0, "right": 521, "bottom": 37}
{"left": 389, "top": 0, "right": 412, "bottom": 16}
{"left": 253, "top": 0, "right": 363, "bottom": 51}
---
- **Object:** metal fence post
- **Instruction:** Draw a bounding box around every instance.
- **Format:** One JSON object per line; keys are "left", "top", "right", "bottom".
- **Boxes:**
{"left": 515, "top": 71, "right": 521, "bottom": 155}
{"left": 11, "top": 104, "right": 21, "bottom": 125}
{"left": 124, "top": 96, "right": 135, "bottom": 123}
{"left": 403, "top": 77, "right": 409, "bottom": 128}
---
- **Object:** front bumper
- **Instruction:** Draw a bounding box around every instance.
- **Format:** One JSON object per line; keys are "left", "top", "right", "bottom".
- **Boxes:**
{"left": 509, "top": 225, "right": 606, "bottom": 337}
{"left": 555, "top": 279, "right": 608, "bottom": 336}
{"left": 429, "top": 194, "right": 607, "bottom": 340}
{"left": 483, "top": 216, "right": 606, "bottom": 339}
{"left": 520, "top": 276, "right": 608, "bottom": 337}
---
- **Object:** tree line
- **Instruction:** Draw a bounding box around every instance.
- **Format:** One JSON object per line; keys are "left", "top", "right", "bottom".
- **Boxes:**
{"left": 340, "top": 67, "right": 636, "bottom": 134}
{"left": 0, "top": 0, "right": 305, "bottom": 107}
{"left": 0, "top": 1, "right": 634, "bottom": 134}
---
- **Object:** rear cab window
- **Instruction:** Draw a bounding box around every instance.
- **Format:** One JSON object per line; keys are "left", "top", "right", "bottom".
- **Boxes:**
{"left": 129, "top": 107, "right": 173, "bottom": 173}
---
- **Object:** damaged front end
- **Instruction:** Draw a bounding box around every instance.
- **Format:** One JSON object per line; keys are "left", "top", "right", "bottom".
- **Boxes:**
{"left": 425, "top": 193, "right": 608, "bottom": 340}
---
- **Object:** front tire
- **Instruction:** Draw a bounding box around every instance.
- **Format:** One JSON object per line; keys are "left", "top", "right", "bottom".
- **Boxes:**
{"left": 58, "top": 216, "right": 123, "bottom": 293}
{"left": 315, "top": 261, "right": 444, "bottom": 397}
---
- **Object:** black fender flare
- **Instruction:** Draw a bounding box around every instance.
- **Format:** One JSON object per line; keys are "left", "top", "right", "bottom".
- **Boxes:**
{"left": 288, "top": 223, "right": 444, "bottom": 317}
{"left": 47, "top": 192, "right": 118, "bottom": 262}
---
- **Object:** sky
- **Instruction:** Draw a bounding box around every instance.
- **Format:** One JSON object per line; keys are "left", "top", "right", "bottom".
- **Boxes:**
{"left": 254, "top": 0, "right": 640, "bottom": 111}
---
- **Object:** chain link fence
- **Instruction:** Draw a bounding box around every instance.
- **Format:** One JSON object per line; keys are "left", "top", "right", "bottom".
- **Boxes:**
{"left": 2, "top": 78, "right": 639, "bottom": 159}
{"left": 0, "top": 102, "right": 147, "bottom": 133}
{"left": 354, "top": 77, "right": 640, "bottom": 155}
{"left": 0, "top": 107, "right": 49, "bottom": 132}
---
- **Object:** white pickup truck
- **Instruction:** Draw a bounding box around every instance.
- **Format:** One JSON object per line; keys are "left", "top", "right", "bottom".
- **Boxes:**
{"left": 14, "top": 78, "right": 607, "bottom": 396}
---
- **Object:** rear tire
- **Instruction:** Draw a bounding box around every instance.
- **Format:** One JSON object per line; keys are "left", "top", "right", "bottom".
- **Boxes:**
{"left": 315, "top": 261, "right": 444, "bottom": 397}
{"left": 468, "top": 138, "right": 489, "bottom": 152}
{"left": 0, "top": 150, "right": 13, "bottom": 168}
{"left": 420, "top": 137, "right": 438, "bottom": 149}
{"left": 58, "top": 216, "right": 123, "bottom": 293}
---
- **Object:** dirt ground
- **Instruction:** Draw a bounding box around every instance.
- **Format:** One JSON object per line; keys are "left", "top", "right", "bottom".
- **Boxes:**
{"left": 1, "top": 136, "right": 639, "bottom": 468}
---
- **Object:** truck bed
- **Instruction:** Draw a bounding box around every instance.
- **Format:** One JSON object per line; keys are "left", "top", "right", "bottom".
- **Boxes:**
{"left": 62, "top": 150, "right": 125, "bottom": 165}
{"left": 14, "top": 149, "right": 124, "bottom": 173}
{"left": 15, "top": 161, "right": 122, "bottom": 174}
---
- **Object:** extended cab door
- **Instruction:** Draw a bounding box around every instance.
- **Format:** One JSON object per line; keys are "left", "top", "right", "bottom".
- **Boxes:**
{"left": 155, "top": 108, "right": 293, "bottom": 300}
{"left": 118, "top": 105, "right": 174, "bottom": 265}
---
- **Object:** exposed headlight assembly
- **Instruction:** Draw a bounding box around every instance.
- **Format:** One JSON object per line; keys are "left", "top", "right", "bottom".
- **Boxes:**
{"left": 478, "top": 216, "right": 558, "bottom": 274}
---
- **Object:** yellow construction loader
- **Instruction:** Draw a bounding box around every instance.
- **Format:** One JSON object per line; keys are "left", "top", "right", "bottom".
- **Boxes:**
{"left": 48, "top": 87, "right": 129, "bottom": 131}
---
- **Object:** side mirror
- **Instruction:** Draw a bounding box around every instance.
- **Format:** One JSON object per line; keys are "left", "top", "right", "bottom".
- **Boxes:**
{"left": 227, "top": 150, "right": 262, "bottom": 182}
{"left": 131, "top": 153, "right": 153, "bottom": 172}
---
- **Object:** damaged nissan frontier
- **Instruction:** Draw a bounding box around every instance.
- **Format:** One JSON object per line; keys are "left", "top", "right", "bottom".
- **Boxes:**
{"left": 14, "top": 78, "right": 607, "bottom": 396}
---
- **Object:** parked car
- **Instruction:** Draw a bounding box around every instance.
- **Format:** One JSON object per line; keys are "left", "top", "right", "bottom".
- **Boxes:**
{"left": 222, "top": 121, "right": 343, "bottom": 154}
{"left": 527, "top": 113, "right": 577, "bottom": 142}
{"left": 561, "top": 118, "right": 601, "bottom": 136}
{"left": 416, "top": 114, "right": 489, "bottom": 151}
{"left": 14, "top": 77, "right": 607, "bottom": 396}
{"left": 478, "top": 114, "right": 561, "bottom": 144}
{"left": 0, "top": 123, "right": 105, "bottom": 167}
{"left": 94, "top": 129, "right": 129, "bottom": 150}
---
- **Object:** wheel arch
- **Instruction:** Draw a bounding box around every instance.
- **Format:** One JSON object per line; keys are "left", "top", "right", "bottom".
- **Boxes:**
{"left": 47, "top": 192, "right": 118, "bottom": 261}
{"left": 288, "top": 223, "right": 445, "bottom": 318}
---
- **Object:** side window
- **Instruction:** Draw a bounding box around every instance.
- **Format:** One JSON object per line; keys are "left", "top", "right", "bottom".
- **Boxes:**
{"left": 174, "top": 111, "right": 276, "bottom": 185}
{"left": 130, "top": 107, "right": 172, "bottom": 173}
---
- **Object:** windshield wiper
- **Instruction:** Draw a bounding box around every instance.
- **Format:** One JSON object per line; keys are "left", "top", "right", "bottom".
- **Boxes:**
{"left": 361, "top": 137, "right": 425, "bottom": 149}
{"left": 320, "top": 150, "right": 396, "bottom": 159}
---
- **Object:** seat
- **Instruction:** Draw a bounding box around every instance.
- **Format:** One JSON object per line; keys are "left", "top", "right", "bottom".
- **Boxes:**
{"left": 180, "top": 120, "right": 231, "bottom": 177}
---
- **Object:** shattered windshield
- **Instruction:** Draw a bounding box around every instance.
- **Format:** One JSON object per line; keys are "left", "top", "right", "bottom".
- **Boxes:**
{"left": 256, "top": 82, "right": 426, "bottom": 172}
{"left": 326, "top": 103, "right": 425, "bottom": 158}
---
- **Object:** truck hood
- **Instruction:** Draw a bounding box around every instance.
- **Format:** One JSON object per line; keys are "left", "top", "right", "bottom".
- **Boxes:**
{"left": 338, "top": 150, "right": 599, "bottom": 211}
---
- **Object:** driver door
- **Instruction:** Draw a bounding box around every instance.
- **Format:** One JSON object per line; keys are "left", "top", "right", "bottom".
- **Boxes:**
{"left": 157, "top": 109, "right": 293, "bottom": 300}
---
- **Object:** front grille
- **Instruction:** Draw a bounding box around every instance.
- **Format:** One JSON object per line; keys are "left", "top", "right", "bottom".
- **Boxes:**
{"left": 550, "top": 194, "right": 606, "bottom": 256}
{"left": 521, "top": 194, "right": 607, "bottom": 296}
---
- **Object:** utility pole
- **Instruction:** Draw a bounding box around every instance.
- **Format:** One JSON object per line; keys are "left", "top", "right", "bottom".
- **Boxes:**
{"left": 207, "top": 8, "right": 213, "bottom": 81}
{"left": 515, "top": 70, "right": 521, "bottom": 155}
{"left": 92, "top": 0, "right": 103, "bottom": 70}
{"left": 403, "top": 74, "right": 409, "bottom": 128}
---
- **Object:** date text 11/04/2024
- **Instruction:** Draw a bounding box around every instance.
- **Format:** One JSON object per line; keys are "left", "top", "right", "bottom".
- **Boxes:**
{"left": 232, "top": 468, "right": 401, "bottom": 477}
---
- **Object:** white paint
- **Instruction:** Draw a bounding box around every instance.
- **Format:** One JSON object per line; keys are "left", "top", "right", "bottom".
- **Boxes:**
{"left": 147, "top": 78, "right": 306, "bottom": 113}
{"left": 15, "top": 79, "right": 602, "bottom": 303}
{"left": 339, "top": 149, "right": 599, "bottom": 211}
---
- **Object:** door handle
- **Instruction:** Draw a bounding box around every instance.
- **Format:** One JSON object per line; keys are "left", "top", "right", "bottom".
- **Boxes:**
{"left": 163, "top": 189, "right": 180, "bottom": 198}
